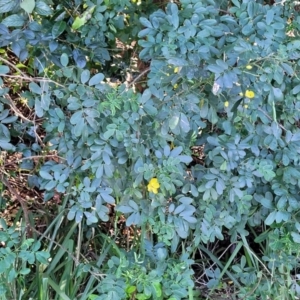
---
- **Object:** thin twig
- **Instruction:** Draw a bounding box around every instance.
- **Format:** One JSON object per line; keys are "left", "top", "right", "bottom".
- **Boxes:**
{"left": 0, "top": 74, "right": 65, "bottom": 88}
{"left": 0, "top": 56, "right": 27, "bottom": 77}
{"left": 218, "top": 8, "right": 233, "bottom": 16}
{"left": 15, "top": 155, "right": 66, "bottom": 162}
{"left": 4, "top": 155, "right": 66, "bottom": 168}
{"left": 3, "top": 93, "right": 45, "bottom": 147}
{"left": 4, "top": 94, "right": 33, "bottom": 123}
{"left": 126, "top": 67, "right": 150, "bottom": 89}
{"left": 0, "top": 56, "right": 65, "bottom": 88}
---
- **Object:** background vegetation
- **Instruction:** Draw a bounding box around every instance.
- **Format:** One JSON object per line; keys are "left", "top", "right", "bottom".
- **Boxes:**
{"left": 1, "top": 0, "right": 300, "bottom": 299}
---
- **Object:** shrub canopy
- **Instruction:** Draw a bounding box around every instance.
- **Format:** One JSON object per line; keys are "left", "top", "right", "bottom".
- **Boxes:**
{"left": 1, "top": 0, "right": 300, "bottom": 298}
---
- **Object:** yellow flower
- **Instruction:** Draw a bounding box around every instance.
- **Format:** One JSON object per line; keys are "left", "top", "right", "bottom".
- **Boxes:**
{"left": 173, "top": 83, "right": 178, "bottom": 89}
{"left": 246, "top": 65, "right": 252, "bottom": 70}
{"left": 174, "top": 67, "right": 179, "bottom": 73}
{"left": 224, "top": 101, "right": 229, "bottom": 107}
{"left": 245, "top": 90, "right": 255, "bottom": 98}
{"left": 147, "top": 178, "right": 160, "bottom": 194}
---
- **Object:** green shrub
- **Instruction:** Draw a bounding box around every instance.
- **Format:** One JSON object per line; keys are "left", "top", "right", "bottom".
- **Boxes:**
{"left": 1, "top": 0, "right": 300, "bottom": 298}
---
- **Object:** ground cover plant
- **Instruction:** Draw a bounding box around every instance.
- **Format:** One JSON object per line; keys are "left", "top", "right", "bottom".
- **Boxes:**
{"left": 1, "top": 0, "right": 300, "bottom": 299}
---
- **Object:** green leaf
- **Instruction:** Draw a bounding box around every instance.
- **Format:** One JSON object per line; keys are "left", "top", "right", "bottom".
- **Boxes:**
{"left": 143, "top": 103, "right": 157, "bottom": 115}
{"left": 273, "top": 66, "right": 283, "bottom": 84}
{"left": 74, "top": 118, "right": 85, "bottom": 137}
{"left": 169, "top": 114, "right": 180, "bottom": 130}
{"left": 72, "top": 16, "right": 86, "bottom": 30}
{"left": 292, "top": 84, "right": 300, "bottom": 95}
{"left": 71, "top": 5, "right": 96, "bottom": 30}
{"left": 291, "top": 132, "right": 300, "bottom": 142}
{"left": 81, "top": 70, "right": 90, "bottom": 84}
{"left": 174, "top": 204, "right": 186, "bottom": 215}
{"left": 20, "top": 0, "right": 35, "bottom": 13}
{"left": 281, "top": 62, "right": 293, "bottom": 75}
{"left": 89, "top": 73, "right": 104, "bottom": 86}
{"left": 260, "top": 197, "right": 273, "bottom": 209}
{"left": 41, "top": 93, "right": 50, "bottom": 110}
{"left": 272, "top": 87, "right": 283, "bottom": 100}
{"left": 103, "top": 129, "right": 115, "bottom": 140}
{"left": 222, "top": 120, "right": 232, "bottom": 134}
{"left": 181, "top": 215, "right": 197, "bottom": 223}
{"left": 84, "top": 212, "right": 98, "bottom": 224}
{"left": 60, "top": 53, "right": 69, "bottom": 67}
{"left": 117, "top": 205, "right": 134, "bottom": 213}
{"left": 101, "top": 193, "right": 115, "bottom": 204}
{"left": 70, "top": 111, "right": 83, "bottom": 125}
{"left": 140, "top": 89, "right": 152, "bottom": 104}
{"left": 35, "top": 251, "right": 50, "bottom": 264}
{"left": 29, "top": 82, "right": 42, "bottom": 94}
{"left": 8, "top": 269, "right": 17, "bottom": 283}
{"left": 275, "top": 211, "right": 290, "bottom": 223}
{"left": 271, "top": 22, "right": 284, "bottom": 30}
{"left": 170, "top": 3, "right": 178, "bottom": 16}
{"left": 39, "top": 170, "right": 53, "bottom": 180}
{"left": 231, "top": 0, "right": 240, "bottom": 7}
{"left": 291, "top": 232, "right": 300, "bottom": 243}
{"left": 2, "top": 14, "right": 25, "bottom": 27}
{"left": 180, "top": 113, "right": 190, "bottom": 133}
{"left": 139, "top": 17, "right": 153, "bottom": 28}
{"left": 126, "top": 285, "right": 136, "bottom": 295}
{"left": 55, "top": 108, "right": 64, "bottom": 119}
{"left": 168, "top": 57, "right": 187, "bottom": 66}
{"left": 207, "top": 64, "right": 225, "bottom": 74}
{"left": 171, "top": 13, "right": 179, "bottom": 29}
{"left": 170, "top": 146, "right": 183, "bottom": 157}
{"left": 0, "top": 65, "right": 9, "bottom": 74}
{"left": 75, "top": 210, "right": 83, "bottom": 223}
{"left": 35, "top": 99, "right": 43, "bottom": 117}
{"left": 45, "top": 180, "right": 57, "bottom": 190}
{"left": 0, "top": 0, "right": 17, "bottom": 13}
{"left": 0, "top": 140, "right": 15, "bottom": 151}
{"left": 19, "top": 268, "right": 31, "bottom": 275}
{"left": 265, "top": 211, "right": 276, "bottom": 225}
{"left": 266, "top": 10, "right": 274, "bottom": 25}
{"left": 1, "top": 115, "right": 17, "bottom": 124}
{"left": 52, "top": 21, "right": 66, "bottom": 38}
{"left": 35, "top": 1, "right": 52, "bottom": 16}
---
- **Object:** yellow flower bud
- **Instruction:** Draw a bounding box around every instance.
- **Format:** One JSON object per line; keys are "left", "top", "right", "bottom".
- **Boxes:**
{"left": 244, "top": 104, "right": 248, "bottom": 108}
{"left": 174, "top": 67, "right": 179, "bottom": 73}
{"left": 239, "top": 92, "right": 244, "bottom": 96}
{"left": 173, "top": 84, "right": 178, "bottom": 89}
{"left": 245, "top": 90, "right": 255, "bottom": 99}
{"left": 224, "top": 101, "right": 229, "bottom": 107}
{"left": 246, "top": 65, "right": 252, "bottom": 70}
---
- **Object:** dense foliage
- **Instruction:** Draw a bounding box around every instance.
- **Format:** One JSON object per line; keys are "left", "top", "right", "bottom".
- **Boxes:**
{"left": 1, "top": 0, "right": 300, "bottom": 299}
